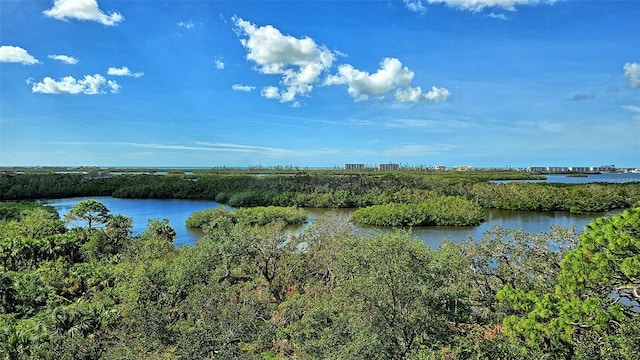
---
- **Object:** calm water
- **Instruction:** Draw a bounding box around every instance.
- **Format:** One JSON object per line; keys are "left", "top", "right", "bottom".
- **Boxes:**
{"left": 44, "top": 196, "right": 625, "bottom": 248}
{"left": 495, "top": 172, "right": 640, "bottom": 184}
{"left": 44, "top": 197, "right": 229, "bottom": 247}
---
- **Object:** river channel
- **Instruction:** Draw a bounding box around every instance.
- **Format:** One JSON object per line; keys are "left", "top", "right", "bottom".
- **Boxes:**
{"left": 44, "top": 196, "right": 625, "bottom": 248}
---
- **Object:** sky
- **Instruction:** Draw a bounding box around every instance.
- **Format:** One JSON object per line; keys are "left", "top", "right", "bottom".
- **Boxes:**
{"left": 1, "top": 0, "right": 639, "bottom": 169}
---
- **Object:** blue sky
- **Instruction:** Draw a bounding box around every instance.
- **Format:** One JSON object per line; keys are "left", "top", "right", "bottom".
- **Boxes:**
{"left": 1, "top": 0, "right": 639, "bottom": 168}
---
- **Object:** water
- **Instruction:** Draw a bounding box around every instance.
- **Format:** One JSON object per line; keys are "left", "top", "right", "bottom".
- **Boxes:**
{"left": 494, "top": 172, "right": 640, "bottom": 184}
{"left": 395, "top": 208, "right": 624, "bottom": 248}
{"left": 44, "top": 196, "right": 229, "bottom": 247}
{"left": 44, "top": 197, "right": 625, "bottom": 248}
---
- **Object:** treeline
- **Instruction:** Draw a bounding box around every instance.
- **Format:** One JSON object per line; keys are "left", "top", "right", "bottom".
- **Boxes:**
{"left": 2, "top": 172, "right": 640, "bottom": 213}
{"left": 1, "top": 201, "right": 638, "bottom": 359}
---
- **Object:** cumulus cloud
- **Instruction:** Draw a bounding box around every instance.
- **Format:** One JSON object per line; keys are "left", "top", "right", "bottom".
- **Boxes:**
{"left": 261, "top": 86, "right": 281, "bottom": 99}
{"left": 215, "top": 59, "right": 225, "bottom": 69}
{"left": 395, "top": 86, "right": 424, "bottom": 102}
{"left": 107, "top": 66, "right": 144, "bottom": 78}
{"left": 425, "top": 0, "right": 556, "bottom": 12}
{"left": 325, "top": 58, "right": 414, "bottom": 101}
{"left": 424, "top": 86, "right": 451, "bottom": 102}
{"left": 234, "top": 17, "right": 449, "bottom": 105}
{"left": 624, "top": 62, "right": 640, "bottom": 88}
{"left": 233, "top": 16, "right": 335, "bottom": 104}
{"left": 395, "top": 85, "right": 451, "bottom": 103}
{"left": 232, "top": 84, "right": 255, "bottom": 92}
{"left": 28, "top": 74, "right": 120, "bottom": 94}
{"left": 43, "top": 0, "right": 124, "bottom": 26}
{"left": 0, "top": 45, "right": 39, "bottom": 65}
{"left": 48, "top": 54, "right": 78, "bottom": 64}
{"left": 326, "top": 58, "right": 449, "bottom": 103}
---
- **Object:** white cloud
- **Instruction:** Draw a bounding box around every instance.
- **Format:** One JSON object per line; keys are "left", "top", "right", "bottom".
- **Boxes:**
{"left": 395, "top": 85, "right": 450, "bottom": 103}
{"left": 215, "top": 59, "right": 225, "bottom": 69}
{"left": 43, "top": 0, "right": 124, "bottom": 26}
{"left": 623, "top": 62, "right": 640, "bottom": 88}
{"left": 177, "top": 20, "right": 194, "bottom": 29}
{"left": 261, "top": 86, "right": 281, "bottom": 99}
{"left": 234, "top": 17, "right": 450, "bottom": 105}
{"left": 232, "top": 84, "right": 255, "bottom": 92}
{"left": 395, "top": 86, "right": 424, "bottom": 102}
{"left": 0, "top": 46, "right": 39, "bottom": 65}
{"left": 404, "top": 0, "right": 427, "bottom": 13}
{"left": 233, "top": 16, "right": 335, "bottom": 104}
{"left": 107, "top": 66, "right": 144, "bottom": 78}
{"left": 48, "top": 54, "right": 78, "bottom": 64}
{"left": 426, "top": 0, "right": 556, "bottom": 12}
{"left": 425, "top": 86, "right": 451, "bottom": 102}
{"left": 29, "top": 74, "right": 120, "bottom": 94}
{"left": 325, "top": 58, "right": 417, "bottom": 101}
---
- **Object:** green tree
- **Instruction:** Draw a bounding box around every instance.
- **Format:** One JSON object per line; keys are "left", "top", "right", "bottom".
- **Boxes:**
{"left": 81, "top": 214, "right": 133, "bottom": 261}
{"left": 64, "top": 200, "right": 110, "bottom": 229}
{"left": 296, "top": 232, "right": 454, "bottom": 359}
{"left": 499, "top": 208, "right": 640, "bottom": 358}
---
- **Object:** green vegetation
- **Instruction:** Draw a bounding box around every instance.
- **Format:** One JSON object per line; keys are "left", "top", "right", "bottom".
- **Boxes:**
{"left": 2, "top": 171, "right": 639, "bottom": 219}
{"left": 186, "top": 206, "right": 308, "bottom": 229}
{"left": 1, "top": 200, "right": 638, "bottom": 359}
{"left": 0, "top": 202, "right": 57, "bottom": 221}
{"left": 351, "top": 196, "right": 484, "bottom": 226}
{"left": 498, "top": 208, "right": 640, "bottom": 358}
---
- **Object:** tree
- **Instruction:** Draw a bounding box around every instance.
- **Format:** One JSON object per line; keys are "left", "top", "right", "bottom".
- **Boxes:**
{"left": 81, "top": 214, "right": 133, "bottom": 261}
{"left": 558, "top": 208, "right": 640, "bottom": 309}
{"left": 298, "top": 232, "right": 453, "bottom": 360}
{"left": 498, "top": 208, "right": 640, "bottom": 358}
{"left": 468, "top": 225, "right": 579, "bottom": 324}
{"left": 64, "top": 200, "right": 110, "bottom": 229}
{"left": 142, "top": 219, "right": 176, "bottom": 244}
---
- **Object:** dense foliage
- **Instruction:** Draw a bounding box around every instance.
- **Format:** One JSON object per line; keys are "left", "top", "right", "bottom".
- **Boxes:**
{"left": 1, "top": 201, "right": 638, "bottom": 359}
{"left": 498, "top": 208, "right": 640, "bottom": 358}
{"left": 2, "top": 172, "right": 639, "bottom": 214}
{"left": 351, "top": 196, "right": 484, "bottom": 226}
{"left": 186, "top": 206, "right": 308, "bottom": 229}
{"left": 0, "top": 202, "right": 58, "bottom": 221}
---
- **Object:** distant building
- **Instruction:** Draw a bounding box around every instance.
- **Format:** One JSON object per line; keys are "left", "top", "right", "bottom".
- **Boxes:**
{"left": 569, "top": 166, "right": 590, "bottom": 173}
{"left": 435, "top": 165, "right": 447, "bottom": 171}
{"left": 547, "top": 167, "right": 569, "bottom": 173}
{"left": 377, "top": 163, "right": 399, "bottom": 171}
{"left": 592, "top": 165, "right": 616, "bottom": 172}
{"left": 528, "top": 165, "right": 617, "bottom": 173}
{"left": 344, "top": 163, "right": 366, "bottom": 171}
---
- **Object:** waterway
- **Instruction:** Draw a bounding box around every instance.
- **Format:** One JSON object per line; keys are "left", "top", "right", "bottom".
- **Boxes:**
{"left": 495, "top": 172, "right": 640, "bottom": 184}
{"left": 43, "top": 196, "right": 625, "bottom": 248}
